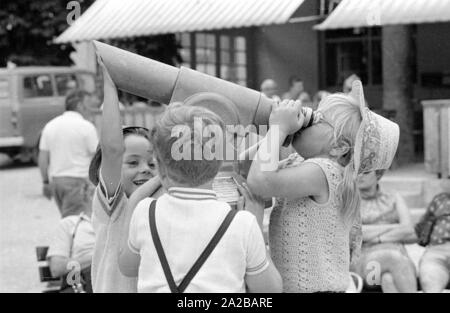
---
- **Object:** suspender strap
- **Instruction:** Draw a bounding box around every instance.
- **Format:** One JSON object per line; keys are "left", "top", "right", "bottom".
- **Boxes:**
{"left": 148, "top": 200, "right": 237, "bottom": 293}
{"left": 148, "top": 200, "right": 179, "bottom": 293}
{"left": 177, "top": 208, "right": 237, "bottom": 293}
{"left": 69, "top": 214, "right": 84, "bottom": 258}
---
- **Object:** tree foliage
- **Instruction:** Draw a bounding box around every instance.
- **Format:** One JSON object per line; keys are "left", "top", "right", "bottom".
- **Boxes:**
{"left": 0, "top": 0, "right": 94, "bottom": 66}
{"left": 111, "top": 35, "right": 182, "bottom": 67}
{"left": 0, "top": 0, "right": 181, "bottom": 67}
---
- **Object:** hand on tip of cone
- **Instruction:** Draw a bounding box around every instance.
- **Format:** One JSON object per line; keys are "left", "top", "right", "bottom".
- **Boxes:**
{"left": 96, "top": 52, "right": 116, "bottom": 90}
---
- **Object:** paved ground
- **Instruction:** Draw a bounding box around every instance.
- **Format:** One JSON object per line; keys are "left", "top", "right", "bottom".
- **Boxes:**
{"left": 0, "top": 154, "right": 59, "bottom": 293}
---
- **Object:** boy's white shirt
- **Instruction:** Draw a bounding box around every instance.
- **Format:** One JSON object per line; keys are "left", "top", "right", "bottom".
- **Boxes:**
{"left": 128, "top": 188, "right": 269, "bottom": 293}
{"left": 91, "top": 173, "right": 138, "bottom": 293}
{"left": 47, "top": 212, "right": 95, "bottom": 262}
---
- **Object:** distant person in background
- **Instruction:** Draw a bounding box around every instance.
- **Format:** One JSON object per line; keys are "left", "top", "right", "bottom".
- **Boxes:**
{"left": 416, "top": 193, "right": 450, "bottom": 293}
{"left": 130, "top": 95, "right": 149, "bottom": 109}
{"left": 282, "top": 76, "right": 312, "bottom": 106}
{"left": 312, "top": 90, "right": 331, "bottom": 110}
{"left": 260, "top": 79, "right": 281, "bottom": 101}
{"left": 343, "top": 74, "right": 361, "bottom": 93}
{"left": 39, "top": 90, "right": 98, "bottom": 218}
{"left": 6, "top": 60, "right": 16, "bottom": 69}
{"left": 343, "top": 74, "right": 370, "bottom": 109}
{"left": 47, "top": 207, "right": 95, "bottom": 293}
{"left": 66, "top": 79, "right": 78, "bottom": 94}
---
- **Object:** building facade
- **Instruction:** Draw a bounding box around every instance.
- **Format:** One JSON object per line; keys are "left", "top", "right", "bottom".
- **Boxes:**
{"left": 171, "top": 0, "right": 450, "bottom": 159}
{"left": 58, "top": 0, "right": 450, "bottom": 161}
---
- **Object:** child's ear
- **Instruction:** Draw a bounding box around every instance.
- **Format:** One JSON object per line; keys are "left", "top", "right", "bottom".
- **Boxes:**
{"left": 154, "top": 156, "right": 167, "bottom": 179}
{"left": 329, "top": 139, "right": 352, "bottom": 162}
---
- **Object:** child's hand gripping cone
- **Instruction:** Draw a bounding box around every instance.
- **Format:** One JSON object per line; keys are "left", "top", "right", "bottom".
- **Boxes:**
{"left": 269, "top": 100, "right": 305, "bottom": 137}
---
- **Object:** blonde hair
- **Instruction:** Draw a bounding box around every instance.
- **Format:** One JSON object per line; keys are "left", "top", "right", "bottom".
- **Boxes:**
{"left": 151, "top": 104, "right": 225, "bottom": 187}
{"left": 318, "top": 94, "right": 362, "bottom": 226}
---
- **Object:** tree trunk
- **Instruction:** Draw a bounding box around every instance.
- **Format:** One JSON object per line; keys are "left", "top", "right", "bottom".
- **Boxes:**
{"left": 382, "top": 25, "right": 416, "bottom": 165}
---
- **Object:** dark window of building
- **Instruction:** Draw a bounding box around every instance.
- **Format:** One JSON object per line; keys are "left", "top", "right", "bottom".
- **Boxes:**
{"left": 179, "top": 33, "right": 192, "bottom": 69}
{"left": 323, "top": 26, "right": 417, "bottom": 88}
{"left": 324, "top": 27, "right": 382, "bottom": 88}
{"left": 371, "top": 40, "right": 382, "bottom": 85}
{"left": 177, "top": 32, "right": 248, "bottom": 86}
{"left": 195, "top": 33, "right": 217, "bottom": 76}
{"left": 325, "top": 40, "right": 368, "bottom": 87}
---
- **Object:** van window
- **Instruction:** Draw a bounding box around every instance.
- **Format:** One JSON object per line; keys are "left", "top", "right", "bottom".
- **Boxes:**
{"left": 0, "top": 80, "right": 8, "bottom": 98}
{"left": 23, "top": 75, "right": 53, "bottom": 98}
{"left": 55, "top": 74, "right": 78, "bottom": 96}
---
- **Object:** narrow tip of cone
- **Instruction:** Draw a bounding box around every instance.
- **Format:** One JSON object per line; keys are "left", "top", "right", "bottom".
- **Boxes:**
{"left": 91, "top": 40, "right": 106, "bottom": 51}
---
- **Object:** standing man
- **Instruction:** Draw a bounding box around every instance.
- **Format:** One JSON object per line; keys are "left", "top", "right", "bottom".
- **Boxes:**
{"left": 39, "top": 90, "right": 98, "bottom": 218}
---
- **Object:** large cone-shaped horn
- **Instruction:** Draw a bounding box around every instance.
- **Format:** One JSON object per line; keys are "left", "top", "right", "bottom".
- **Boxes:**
{"left": 93, "top": 40, "right": 273, "bottom": 128}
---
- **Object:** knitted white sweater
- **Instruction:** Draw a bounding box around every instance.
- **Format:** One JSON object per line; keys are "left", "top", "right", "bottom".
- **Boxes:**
{"left": 269, "top": 155, "right": 351, "bottom": 293}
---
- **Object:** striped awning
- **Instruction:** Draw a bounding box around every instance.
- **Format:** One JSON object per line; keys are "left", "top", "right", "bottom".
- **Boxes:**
{"left": 315, "top": 0, "right": 450, "bottom": 30}
{"left": 55, "top": 0, "right": 305, "bottom": 43}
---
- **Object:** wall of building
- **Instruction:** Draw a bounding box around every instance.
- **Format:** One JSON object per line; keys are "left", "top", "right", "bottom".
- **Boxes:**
{"left": 254, "top": 22, "right": 319, "bottom": 96}
{"left": 253, "top": 0, "right": 320, "bottom": 97}
{"left": 252, "top": 20, "right": 450, "bottom": 107}
{"left": 415, "top": 22, "right": 450, "bottom": 106}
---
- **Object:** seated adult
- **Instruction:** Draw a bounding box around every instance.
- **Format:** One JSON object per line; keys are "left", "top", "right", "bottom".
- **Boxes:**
{"left": 281, "top": 76, "right": 312, "bottom": 106}
{"left": 47, "top": 208, "right": 95, "bottom": 293}
{"left": 343, "top": 74, "right": 361, "bottom": 93}
{"left": 260, "top": 79, "right": 281, "bottom": 102}
{"left": 352, "top": 170, "right": 418, "bottom": 293}
{"left": 312, "top": 90, "right": 331, "bottom": 110}
{"left": 417, "top": 193, "right": 450, "bottom": 293}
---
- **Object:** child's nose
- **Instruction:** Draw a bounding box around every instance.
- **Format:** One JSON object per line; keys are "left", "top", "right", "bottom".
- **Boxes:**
{"left": 140, "top": 162, "right": 151, "bottom": 174}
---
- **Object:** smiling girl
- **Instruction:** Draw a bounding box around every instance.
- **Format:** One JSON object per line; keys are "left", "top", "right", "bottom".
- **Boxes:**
{"left": 88, "top": 55, "right": 163, "bottom": 292}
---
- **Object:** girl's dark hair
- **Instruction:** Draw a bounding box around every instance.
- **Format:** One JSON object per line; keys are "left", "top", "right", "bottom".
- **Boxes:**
{"left": 88, "top": 127, "right": 150, "bottom": 186}
{"left": 375, "top": 169, "right": 386, "bottom": 181}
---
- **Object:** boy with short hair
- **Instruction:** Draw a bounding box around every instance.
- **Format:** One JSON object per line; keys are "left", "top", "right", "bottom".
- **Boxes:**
{"left": 119, "top": 104, "right": 282, "bottom": 293}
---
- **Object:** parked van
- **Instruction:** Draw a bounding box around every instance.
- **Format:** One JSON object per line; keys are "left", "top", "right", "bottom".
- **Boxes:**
{"left": 0, "top": 67, "right": 97, "bottom": 163}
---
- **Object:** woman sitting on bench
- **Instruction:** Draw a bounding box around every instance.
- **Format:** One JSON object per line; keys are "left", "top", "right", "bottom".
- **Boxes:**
{"left": 47, "top": 206, "right": 95, "bottom": 293}
{"left": 351, "top": 170, "right": 419, "bottom": 293}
